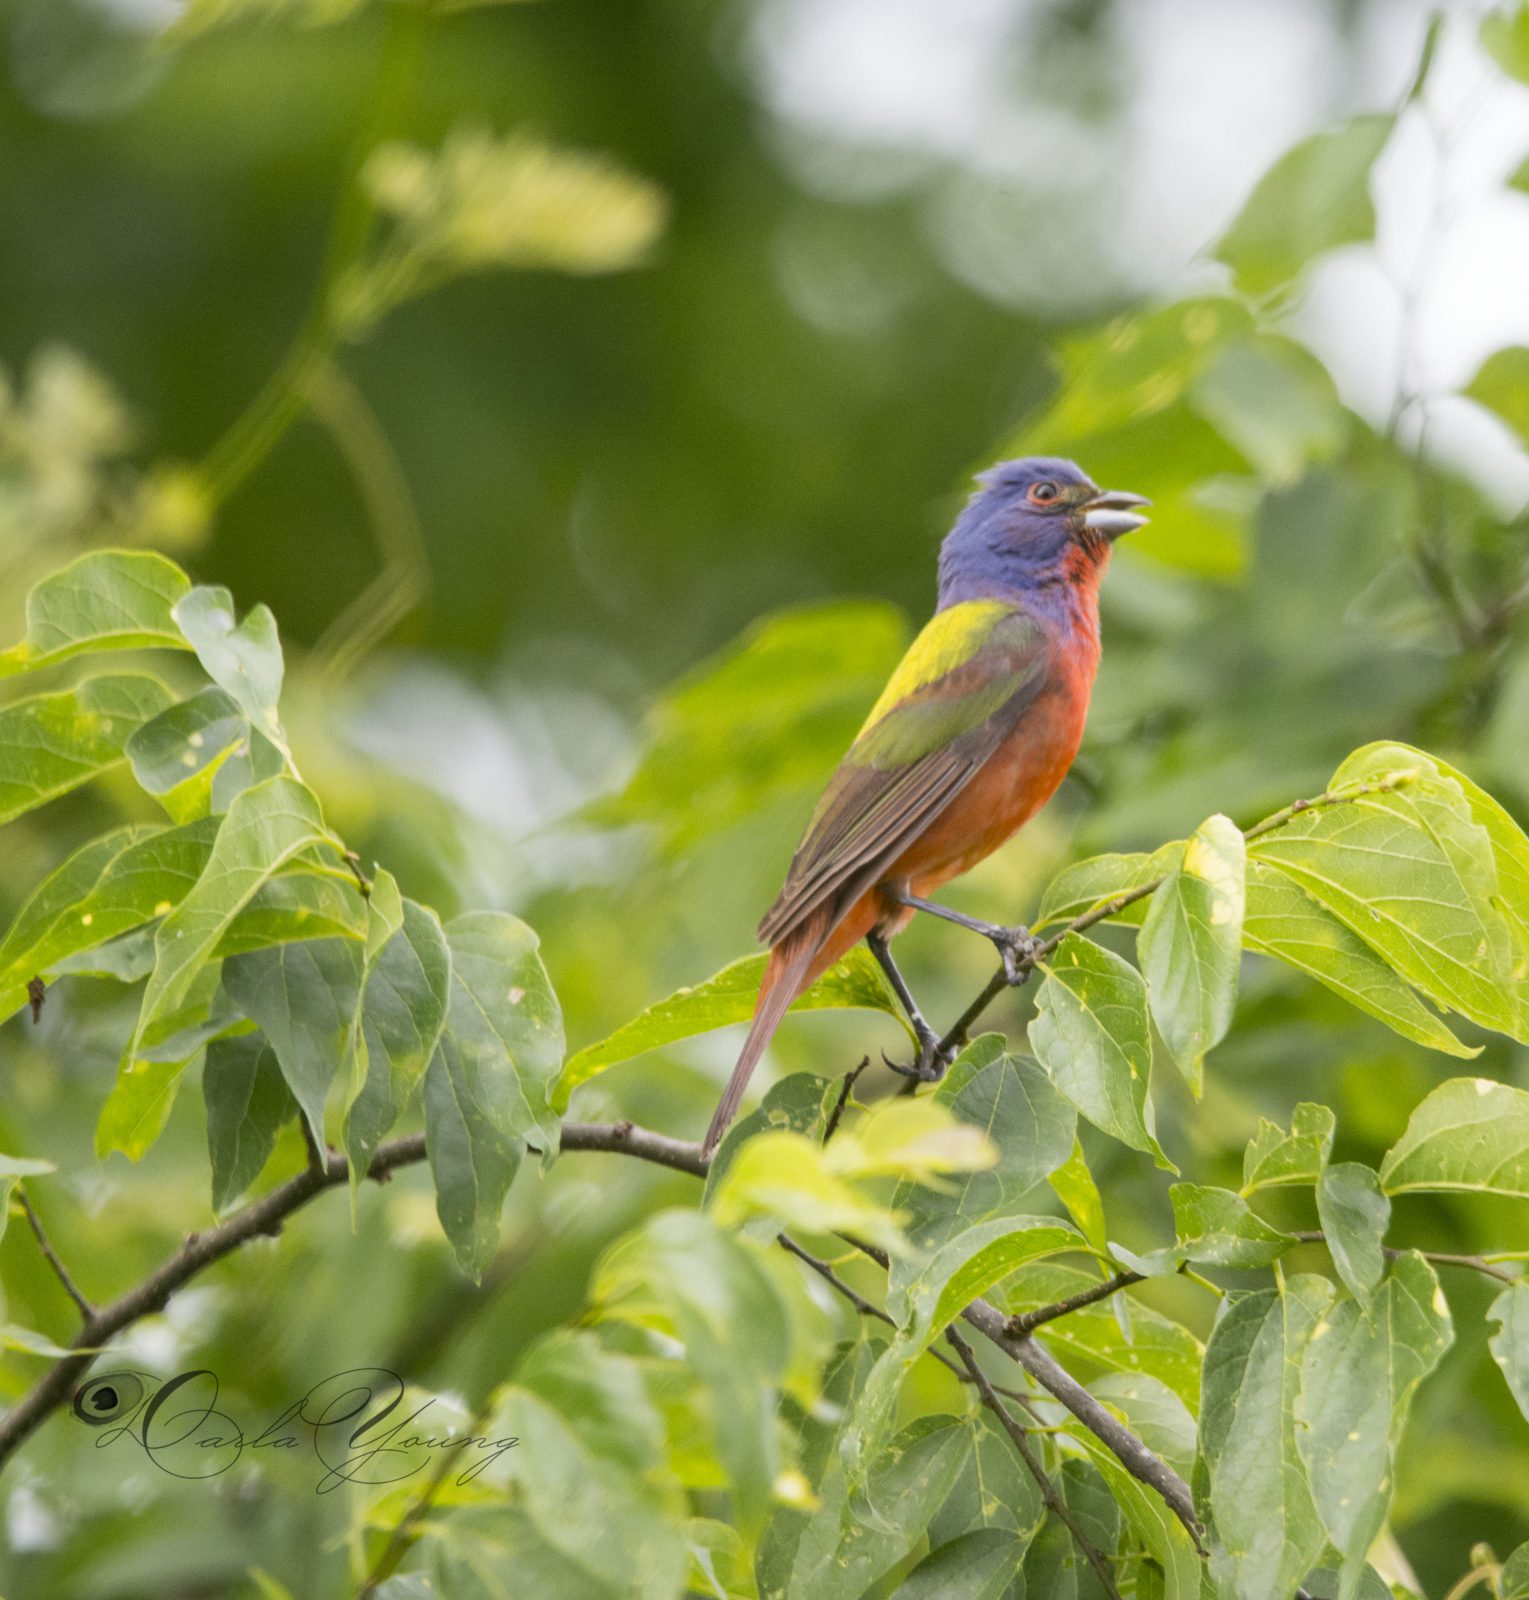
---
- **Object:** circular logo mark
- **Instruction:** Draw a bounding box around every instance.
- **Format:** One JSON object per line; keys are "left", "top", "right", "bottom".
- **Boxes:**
{"left": 72, "top": 1372, "right": 146, "bottom": 1426}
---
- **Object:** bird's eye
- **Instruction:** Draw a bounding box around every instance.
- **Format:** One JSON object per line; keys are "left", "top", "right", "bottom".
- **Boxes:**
{"left": 1028, "top": 481, "right": 1059, "bottom": 505}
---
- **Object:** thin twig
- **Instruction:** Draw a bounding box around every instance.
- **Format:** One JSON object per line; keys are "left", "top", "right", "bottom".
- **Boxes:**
{"left": 1006, "top": 1270, "right": 1142, "bottom": 1338}
{"left": 945, "top": 1326, "right": 1122, "bottom": 1600}
{"left": 16, "top": 1189, "right": 93, "bottom": 1321}
{"left": 1291, "top": 1230, "right": 1516, "bottom": 1285}
{"left": 822, "top": 1057, "right": 869, "bottom": 1144}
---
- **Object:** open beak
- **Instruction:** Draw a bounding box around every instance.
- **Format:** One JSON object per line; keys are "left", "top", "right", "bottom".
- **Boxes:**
{"left": 1083, "top": 489, "right": 1151, "bottom": 541}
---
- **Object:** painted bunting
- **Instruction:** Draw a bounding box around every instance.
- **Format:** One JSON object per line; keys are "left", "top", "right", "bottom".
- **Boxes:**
{"left": 701, "top": 457, "right": 1148, "bottom": 1157}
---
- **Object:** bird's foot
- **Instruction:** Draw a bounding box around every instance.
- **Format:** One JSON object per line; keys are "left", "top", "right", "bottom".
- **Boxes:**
{"left": 882, "top": 1026, "right": 955, "bottom": 1085}
{"left": 987, "top": 924, "right": 1042, "bottom": 986}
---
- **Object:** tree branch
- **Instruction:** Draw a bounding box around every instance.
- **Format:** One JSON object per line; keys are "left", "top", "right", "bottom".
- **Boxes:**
{"left": 945, "top": 1326, "right": 1123, "bottom": 1600}
{"left": 1006, "top": 1270, "right": 1142, "bottom": 1338}
{"left": 16, "top": 1188, "right": 94, "bottom": 1321}
{"left": 1290, "top": 1230, "right": 1517, "bottom": 1285}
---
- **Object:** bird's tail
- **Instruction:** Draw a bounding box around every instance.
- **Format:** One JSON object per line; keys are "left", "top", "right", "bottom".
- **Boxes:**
{"left": 701, "top": 929, "right": 823, "bottom": 1160}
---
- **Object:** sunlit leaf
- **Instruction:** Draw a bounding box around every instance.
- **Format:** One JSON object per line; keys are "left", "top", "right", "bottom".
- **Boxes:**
{"left": 1200, "top": 1277, "right": 1334, "bottom": 1600}
{"left": 1035, "top": 844, "right": 1180, "bottom": 929}
{"left": 701, "top": 1072, "right": 836, "bottom": 1206}
{"left": 1295, "top": 1253, "right": 1452, "bottom": 1600}
{"left": 172, "top": 585, "right": 286, "bottom": 747}
{"left": 824, "top": 1096, "right": 996, "bottom": 1184}
{"left": 1139, "top": 814, "right": 1245, "bottom": 1093}
{"left": 0, "top": 549, "right": 192, "bottom": 677}
{"left": 131, "top": 776, "right": 338, "bottom": 1060}
{"left": 1029, "top": 933, "right": 1172, "bottom": 1166}
{"left": 1379, "top": 1076, "right": 1529, "bottom": 1196}
{"left": 1482, "top": 3, "right": 1529, "bottom": 85}
{"left": 1215, "top": 115, "right": 1394, "bottom": 295}
{"left": 1048, "top": 1135, "right": 1109, "bottom": 1253}
{"left": 0, "top": 673, "right": 172, "bottom": 824}
{"left": 554, "top": 944, "right": 904, "bottom": 1111}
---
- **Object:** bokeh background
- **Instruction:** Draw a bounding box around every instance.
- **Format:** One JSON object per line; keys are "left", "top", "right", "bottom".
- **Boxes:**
{"left": 3, "top": 0, "right": 1529, "bottom": 1594}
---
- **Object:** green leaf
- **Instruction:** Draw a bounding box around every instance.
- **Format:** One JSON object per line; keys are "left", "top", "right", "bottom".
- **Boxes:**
{"left": 203, "top": 1031, "right": 295, "bottom": 1209}
{"left": 126, "top": 686, "right": 248, "bottom": 820}
{"left": 1241, "top": 1102, "right": 1335, "bottom": 1194}
{"left": 0, "top": 1323, "right": 83, "bottom": 1358}
{"left": 342, "top": 875, "right": 452, "bottom": 1178}
{"left": 594, "top": 1210, "right": 790, "bottom": 1528}
{"left": 1503, "top": 1543, "right": 1529, "bottom": 1600}
{"left": 515, "top": 1330, "right": 666, "bottom": 1477}
{"left": 1064, "top": 1375, "right": 1201, "bottom": 1600}
{"left": 172, "top": 585, "right": 286, "bottom": 746}
{"left": 588, "top": 599, "right": 907, "bottom": 857}
{"left": 131, "top": 775, "right": 337, "bottom": 1060}
{"left": 1003, "top": 1260, "right": 1204, "bottom": 1407}
{"left": 222, "top": 938, "right": 364, "bottom": 1144}
{"left": 215, "top": 870, "right": 369, "bottom": 955}
{"left": 0, "top": 1154, "right": 57, "bottom": 1250}
{"left": 0, "top": 673, "right": 173, "bottom": 825}
{"left": 0, "top": 549, "right": 192, "bottom": 677}
{"left": 1482, "top": 3, "right": 1529, "bottom": 84}
{"left": 1379, "top": 1076, "right": 1529, "bottom": 1196}
{"left": 1199, "top": 1277, "right": 1335, "bottom": 1600}
{"left": 1466, "top": 345, "right": 1529, "bottom": 450}
{"left": 1488, "top": 1281, "right": 1529, "bottom": 1424}
{"left": 1215, "top": 114, "right": 1394, "bottom": 295}
{"left": 1140, "top": 814, "right": 1245, "bottom": 1093}
{"left": 1048, "top": 1135, "right": 1109, "bottom": 1253}
{"left": 1022, "top": 1460, "right": 1120, "bottom": 1599}
{"left": 424, "top": 912, "right": 563, "bottom": 1277}
{"left": 1295, "top": 1253, "right": 1452, "bottom": 1600}
{"left": 1316, "top": 1162, "right": 1389, "bottom": 1302}
{"left": 1242, "top": 860, "right": 1474, "bottom": 1057}
{"left": 0, "top": 819, "right": 218, "bottom": 1022}
{"left": 928, "top": 1406, "right": 1045, "bottom": 1546}
{"left": 702, "top": 1073, "right": 836, "bottom": 1205}
{"left": 887, "top": 1039, "right": 1075, "bottom": 1302}
{"left": 887, "top": 1528, "right": 1013, "bottom": 1600}
{"left": 1035, "top": 844, "right": 1180, "bottom": 929}
{"left": 1171, "top": 1184, "right": 1293, "bottom": 1269}
{"left": 1029, "top": 933, "right": 1172, "bottom": 1166}
{"left": 98, "top": 967, "right": 246, "bottom": 1160}
{"left": 1249, "top": 744, "right": 1519, "bottom": 1040}
{"left": 555, "top": 944, "right": 903, "bottom": 1111}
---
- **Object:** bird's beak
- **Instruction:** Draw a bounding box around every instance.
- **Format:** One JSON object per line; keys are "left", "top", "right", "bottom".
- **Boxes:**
{"left": 1083, "top": 489, "right": 1151, "bottom": 541}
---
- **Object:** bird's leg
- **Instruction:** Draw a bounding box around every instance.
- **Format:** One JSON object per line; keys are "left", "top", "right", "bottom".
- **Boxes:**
{"left": 889, "top": 890, "right": 1042, "bottom": 987}
{"left": 866, "top": 931, "right": 953, "bottom": 1084}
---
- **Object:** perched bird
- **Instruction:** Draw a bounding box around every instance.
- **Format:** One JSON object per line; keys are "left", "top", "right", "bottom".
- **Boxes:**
{"left": 701, "top": 457, "right": 1148, "bottom": 1158}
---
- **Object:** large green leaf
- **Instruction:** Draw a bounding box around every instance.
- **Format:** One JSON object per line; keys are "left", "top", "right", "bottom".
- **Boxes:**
{"left": 203, "top": 1031, "right": 295, "bottom": 1209}
{"left": 1199, "top": 1277, "right": 1335, "bottom": 1600}
{"left": 215, "top": 870, "right": 369, "bottom": 955}
{"left": 1029, "top": 933, "right": 1171, "bottom": 1165}
{"left": 1035, "top": 844, "right": 1181, "bottom": 929}
{"left": 1249, "top": 744, "right": 1519, "bottom": 1039}
{"left": 0, "top": 673, "right": 172, "bottom": 825}
{"left": 887, "top": 1528, "right": 1013, "bottom": 1600}
{"left": 1294, "top": 1253, "right": 1452, "bottom": 1600}
{"left": 0, "top": 819, "right": 218, "bottom": 1022}
{"left": 927, "top": 1406, "right": 1045, "bottom": 1548}
{"left": 126, "top": 686, "right": 249, "bottom": 820}
{"left": 1139, "top": 814, "right": 1245, "bottom": 1093}
{"left": 131, "top": 775, "right": 338, "bottom": 1059}
{"left": 1379, "top": 1076, "right": 1529, "bottom": 1196}
{"left": 0, "top": 549, "right": 192, "bottom": 677}
{"left": 424, "top": 911, "right": 563, "bottom": 1277}
{"left": 1214, "top": 114, "right": 1394, "bottom": 295}
{"left": 222, "top": 937, "right": 364, "bottom": 1145}
{"left": 342, "top": 872, "right": 452, "bottom": 1179}
{"left": 1242, "top": 860, "right": 1474, "bottom": 1057}
{"left": 554, "top": 944, "right": 903, "bottom": 1111}
{"left": 1021, "top": 1460, "right": 1120, "bottom": 1600}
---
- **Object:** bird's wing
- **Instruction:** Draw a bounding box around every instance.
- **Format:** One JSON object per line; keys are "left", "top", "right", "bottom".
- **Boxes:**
{"left": 757, "top": 600, "right": 1048, "bottom": 947}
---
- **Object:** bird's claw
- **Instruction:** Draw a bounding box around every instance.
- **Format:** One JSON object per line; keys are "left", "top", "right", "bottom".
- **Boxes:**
{"left": 881, "top": 1031, "right": 954, "bottom": 1085}
{"left": 992, "top": 926, "right": 1042, "bottom": 986}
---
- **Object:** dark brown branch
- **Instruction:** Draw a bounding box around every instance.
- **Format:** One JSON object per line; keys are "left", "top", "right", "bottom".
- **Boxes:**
{"left": 938, "top": 774, "right": 1418, "bottom": 1056}
{"left": 946, "top": 1326, "right": 1122, "bottom": 1600}
{"left": 17, "top": 1188, "right": 94, "bottom": 1321}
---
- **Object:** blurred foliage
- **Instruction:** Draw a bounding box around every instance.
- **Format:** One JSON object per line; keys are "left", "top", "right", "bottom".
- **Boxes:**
{"left": 2, "top": 2, "right": 1529, "bottom": 1599}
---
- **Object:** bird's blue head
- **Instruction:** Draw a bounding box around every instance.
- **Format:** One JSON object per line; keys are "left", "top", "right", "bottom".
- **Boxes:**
{"left": 936, "top": 456, "right": 1149, "bottom": 610}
